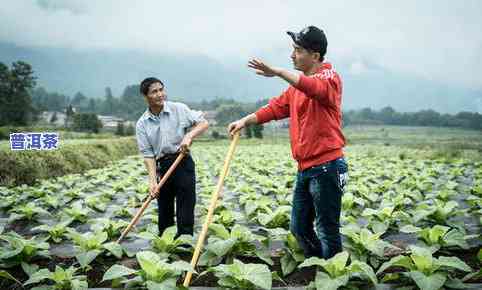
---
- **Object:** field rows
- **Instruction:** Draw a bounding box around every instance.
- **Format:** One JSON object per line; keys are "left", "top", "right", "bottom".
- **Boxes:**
{"left": 0, "top": 143, "right": 481, "bottom": 289}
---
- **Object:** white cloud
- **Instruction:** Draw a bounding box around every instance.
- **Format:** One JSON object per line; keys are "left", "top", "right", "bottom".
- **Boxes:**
{"left": 1, "top": 0, "right": 481, "bottom": 89}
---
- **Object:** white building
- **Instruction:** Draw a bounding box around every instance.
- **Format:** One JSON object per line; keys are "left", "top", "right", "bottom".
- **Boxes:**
{"left": 40, "top": 111, "right": 67, "bottom": 127}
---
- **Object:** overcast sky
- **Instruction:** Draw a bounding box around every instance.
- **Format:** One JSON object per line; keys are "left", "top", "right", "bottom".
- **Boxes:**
{"left": 1, "top": 0, "right": 481, "bottom": 89}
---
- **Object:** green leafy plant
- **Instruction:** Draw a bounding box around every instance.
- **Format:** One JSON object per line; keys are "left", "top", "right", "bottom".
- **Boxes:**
{"left": 353, "top": 184, "right": 379, "bottom": 206}
{"left": 400, "top": 224, "right": 474, "bottom": 252}
{"left": 376, "top": 245, "right": 472, "bottom": 290}
{"left": 340, "top": 224, "right": 396, "bottom": 267}
{"left": 341, "top": 191, "right": 365, "bottom": 212}
{"left": 136, "top": 225, "right": 193, "bottom": 259}
{"left": 0, "top": 231, "right": 50, "bottom": 267}
{"left": 32, "top": 220, "right": 74, "bottom": 243}
{"left": 408, "top": 200, "right": 465, "bottom": 227}
{"left": 8, "top": 201, "right": 50, "bottom": 222}
{"left": 299, "top": 251, "right": 378, "bottom": 290}
{"left": 198, "top": 224, "right": 271, "bottom": 266}
{"left": 40, "top": 194, "right": 63, "bottom": 209}
{"left": 265, "top": 228, "right": 305, "bottom": 277}
{"left": 361, "top": 205, "right": 398, "bottom": 234}
{"left": 280, "top": 232, "right": 305, "bottom": 276}
{"left": 213, "top": 208, "right": 243, "bottom": 228}
{"left": 85, "top": 195, "right": 108, "bottom": 212}
{"left": 102, "top": 250, "right": 194, "bottom": 290}
{"left": 62, "top": 201, "right": 91, "bottom": 223}
{"left": 66, "top": 230, "right": 123, "bottom": 268}
{"left": 243, "top": 196, "right": 275, "bottom": 218}
{"left": 257, "top": 205, "right": 291, "bottom": 229}
{"left": 90, "top": 218, "right": 129, "bottom": 240}
{"left": 63, "top": 188, "right": 84, "bottom": 201}
{"left": 204, "top": 259, "right": 273, "bottom": 290}
{"left": 111, "top": 204, "right": 132, "bottom": 218}
{"left": 23, "top": 264, "right": 88, "bottom": 290}
{"left": 0, "top": 193, "right": 20, "bottom": 211}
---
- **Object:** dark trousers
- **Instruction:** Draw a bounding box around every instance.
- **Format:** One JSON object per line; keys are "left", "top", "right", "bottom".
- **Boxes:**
{"left": 156, "top": 154, "right": 196, "bottom": 237}
{"left": 290, "top": 157, "right": 348, "bottom": 259}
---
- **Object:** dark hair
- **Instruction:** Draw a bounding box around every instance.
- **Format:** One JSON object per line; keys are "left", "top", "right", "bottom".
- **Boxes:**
{"left": 309, "top": 49, "right": 325, "bottom": 62}
{"left": 140, "top": 77, "right": 164, "bottom": 96}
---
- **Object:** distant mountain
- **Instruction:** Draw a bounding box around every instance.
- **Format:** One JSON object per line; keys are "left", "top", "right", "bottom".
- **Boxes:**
{"left": 342, "top": 67, "right": 482, "bottom": 113}
{"left": 1, "top": 41, "right": 480, "bottom": 113}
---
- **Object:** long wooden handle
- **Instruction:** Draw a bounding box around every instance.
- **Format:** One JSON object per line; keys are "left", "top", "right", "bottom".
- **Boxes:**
{"left": 183, "top": 132, "right": 240, "bottom": 287}
{"left": 116, "top": 152, "right": 186, "bottom": 243}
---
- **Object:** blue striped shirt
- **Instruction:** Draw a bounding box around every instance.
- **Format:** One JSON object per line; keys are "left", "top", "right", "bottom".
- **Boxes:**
{"left": 135, "top": 101, "right": 205, "bottom": 159}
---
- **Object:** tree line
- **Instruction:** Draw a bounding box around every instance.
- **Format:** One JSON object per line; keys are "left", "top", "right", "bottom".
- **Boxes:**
{"left": 343, "top": 107, "right": 482, "bottom": 130}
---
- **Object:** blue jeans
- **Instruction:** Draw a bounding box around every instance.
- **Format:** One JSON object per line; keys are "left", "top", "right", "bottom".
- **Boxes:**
{"left": 290, "top": 157, "right": 348, "bottom": 259}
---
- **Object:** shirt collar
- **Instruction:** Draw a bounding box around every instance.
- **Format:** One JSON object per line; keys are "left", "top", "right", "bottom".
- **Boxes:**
{"left": 146, "top": 101, "right": 171, "bottom": 120}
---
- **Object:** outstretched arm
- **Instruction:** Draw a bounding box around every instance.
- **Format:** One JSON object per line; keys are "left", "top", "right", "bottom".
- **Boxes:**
{"left": 248, "top": 58, "right": 300, "bottom": 86}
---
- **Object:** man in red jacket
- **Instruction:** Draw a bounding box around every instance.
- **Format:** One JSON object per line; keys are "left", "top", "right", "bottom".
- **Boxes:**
{"left": 228, "top": 26, "right": 348, "bottom": 259}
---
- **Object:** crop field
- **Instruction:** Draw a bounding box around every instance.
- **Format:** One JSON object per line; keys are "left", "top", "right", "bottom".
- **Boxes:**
{"left": 0, "top": 135, "right": 481, "bottom": 289}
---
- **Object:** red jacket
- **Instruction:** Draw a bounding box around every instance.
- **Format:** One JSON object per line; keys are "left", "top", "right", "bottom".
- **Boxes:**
{"left": 255, "top": 62, "right": 345, "bottom": 171}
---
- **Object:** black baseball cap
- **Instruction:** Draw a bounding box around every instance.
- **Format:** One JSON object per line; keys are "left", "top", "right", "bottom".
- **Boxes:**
{"left": 287, "top": 26, "right": 327, "bottom": 56}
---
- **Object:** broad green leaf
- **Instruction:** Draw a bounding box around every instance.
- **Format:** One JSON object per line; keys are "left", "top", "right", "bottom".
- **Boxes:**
{"left": 323, "top": 251, "right": 349, "bottom": 277}
{"left": 436, "top": 256, "right": 472, "bottom": 272}
{"left": 419, "top": 225, "right": 449, "bottom": 245}
{"left": 212, "top": 259, "right": 272, "bottom": 290}
{"left": 170, "top": 260, "right": 195, "bottom": 273}
{"left": 160, "top": 226, "right": 177, "bottom": 242}
{"left": 443, "top": 229, "right": 469, "bottom": 249}
{"left": 408, "top": 271, "right": 446, "bottom": 290}
{"left": 371, "top": 221, "right": 389, "bottom": 234}
{"left": 76, "top": 250, "right": 102, "bottom": 268}
{"left": 208, "top": 238, "right": 236, "bottom": 257}
{"left": 444, "top": 277, "right": 470, "bottom": 289}
{"left": 146, "top": 279, "right": 177, "bottom": 290}
{"left": 136, "top": 251, "right": 161, "bottom": 278}
{"left": 102, "top": 264, "right": 137, "bottom": 281}
{"left": 377, "top": 255, "right": 414, "bottom": 274}
{"left": 234, "top": 260, "right": 272, "bottom": 290}
{"left": 21, "top": 262, "right": 39, "bottom": 277}
{"left": 349, "top": 260, "right": 378, "bottom": 285}
{"left": 286, "top": 232, "right": 302, "bottom": 251}
{"left": 103, "top": 242, "right": 123, "bottom": 258}
{"left": 255, "top": 249, "right": 274, "bottom": 266}
{"left": 208, "top": 223, "right": 230, "bottom": 240}
{"left": 231, "top": 224, "right": 252, "bottom": 240}
{"left": 361, "top": 208, "right": 378, "bottom": 217}
{"left": 410, "top": 246, "right": 434, "bottom": 273}
{"left": 299, "top": 256, "right": 326, "bottom": 268}
{"left": 281, "top": 253, "right": 298, "bottom": 276}
{"left": 400, "top": 224, "right": 422, "bottom": 233}
{"left": 198, "top": 250, "right": 220, "bottom": 266}
{"left": 313, "top": 271, "right": 349, "bottom": 290}
{"left": 24, "top": 269, "right": 51, "bottom": 285}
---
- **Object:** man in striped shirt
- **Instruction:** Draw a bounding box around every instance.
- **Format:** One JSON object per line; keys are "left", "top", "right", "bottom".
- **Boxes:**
{"left": 136, "top": 77, "right": 209, "bottom": 237}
